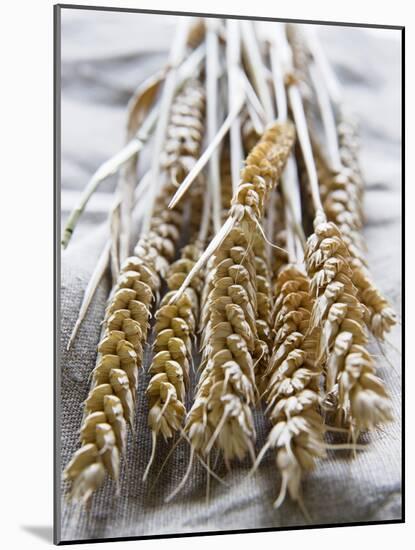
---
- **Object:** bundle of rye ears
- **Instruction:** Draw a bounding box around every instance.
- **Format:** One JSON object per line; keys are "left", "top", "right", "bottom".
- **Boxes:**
{"left": 62, "top": 18, "right": 397, "bottom": 514}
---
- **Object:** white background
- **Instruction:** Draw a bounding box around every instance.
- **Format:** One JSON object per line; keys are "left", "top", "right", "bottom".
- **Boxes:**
{"left": 0, "top": 0, "right": 409, "bottom": 548}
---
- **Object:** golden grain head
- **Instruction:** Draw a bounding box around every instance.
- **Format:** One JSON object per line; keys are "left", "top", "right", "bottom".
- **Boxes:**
{"left": 256, "top": 264, "right": 326, "bottom": 507}
{"left": 304, "top": 220, "right": 393, "bottom": 431}
{"left": 230, "top": 121, "right": 296, "bottom": 223}
{"left": 184, "top": 224, "right": 259, "bottom": 462}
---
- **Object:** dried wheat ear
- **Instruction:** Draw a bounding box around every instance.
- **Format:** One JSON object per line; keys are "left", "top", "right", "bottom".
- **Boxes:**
{"left": 144, "top": 84, "right": 206, "bottom": 457}
{"left": 183, "top": 122, "right": 295, "bottom": 464}
{"left": 64, "top": 78, "right": 205, "bottom": 502}
{"left": 257, "top": 264, "right": 325, "bottom": 509}
{"left": 145, "top": 243, "right": 203, "bottom": 470}
{"left": 144, "top": 176, "right": 207, "bottom": 478}
{"left": 230, "top": 122, "right": 295, "bottom": 225}
{"left": 304, "top": 216, "right": 393, "bottom": 432}
{"left": 315, "top": 114, "right": 397, "bottom": 341}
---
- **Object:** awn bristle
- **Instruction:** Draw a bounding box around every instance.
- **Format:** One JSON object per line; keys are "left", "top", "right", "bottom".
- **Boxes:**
{"left": 259, "top": 265, "right": 325, "bottom": 508}
{"left": 64, "top": 78, "right": 205, "bottom": 502}
{"left": 304, "top": 219, "right": 393, "bottom": 431}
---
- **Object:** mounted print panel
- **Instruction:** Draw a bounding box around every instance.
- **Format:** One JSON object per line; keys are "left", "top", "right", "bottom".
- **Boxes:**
{"left": 55, "top": 5, "right": 403, "bottom": 545}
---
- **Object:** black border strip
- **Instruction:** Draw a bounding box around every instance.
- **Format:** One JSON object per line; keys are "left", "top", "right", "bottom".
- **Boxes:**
{"left": 57, "top": 3, "right": 404, "bottom": 29}
{"left": 401, "top": 25, "right": 406, "bottom": 524}
{"left": 54, "top": 3, "right": 405, "bottom": 546}
{"left": 58, "top": 519, "right": 403, "bottom": 546}
{"left": 54, "top": 4, "right": 62, "bottom": 546}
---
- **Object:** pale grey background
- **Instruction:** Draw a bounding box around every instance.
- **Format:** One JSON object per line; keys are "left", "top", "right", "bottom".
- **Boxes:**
{"left": 59, "top": 8, "right": 402, "bottom": 543}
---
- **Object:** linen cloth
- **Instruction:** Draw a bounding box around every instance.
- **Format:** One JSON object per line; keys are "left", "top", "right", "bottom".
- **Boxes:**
{"left": 58, "top": 8, "right": 402, "bottom": 542}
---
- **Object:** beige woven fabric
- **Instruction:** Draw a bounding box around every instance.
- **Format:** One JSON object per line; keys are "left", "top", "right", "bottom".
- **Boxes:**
{"left": 58, "top": 8, "right": 402, "bottom": 543}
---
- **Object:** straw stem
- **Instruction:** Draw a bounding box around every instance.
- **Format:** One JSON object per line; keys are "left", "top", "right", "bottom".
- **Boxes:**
{"left": 206, "top": 20, "right": 222, "bottom": 234}
{"left": 226, "top": 20, "right": 244, "bottom": 193}
{"left": 140, "top": 18, "right": 192, "bottom": 237}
